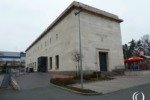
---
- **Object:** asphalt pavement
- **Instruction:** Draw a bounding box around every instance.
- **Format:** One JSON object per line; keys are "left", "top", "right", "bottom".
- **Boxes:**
{"left": 0, "top": 73, "right": 150, "bottom": 100}
{"left": 15, "top": 73, "right": 51, "bottom": 90}
{"left": 0, "top": 83, "right": 150, "bottom": 100}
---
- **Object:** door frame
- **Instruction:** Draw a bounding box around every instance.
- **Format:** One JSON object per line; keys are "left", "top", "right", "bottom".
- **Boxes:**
{"left": 96, "top": 49, "right": 109, "bottom": 72}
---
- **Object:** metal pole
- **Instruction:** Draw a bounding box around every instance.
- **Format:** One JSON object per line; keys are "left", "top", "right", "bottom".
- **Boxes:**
{"left": 75, "top": 10, "right": 83, "bottom": 89}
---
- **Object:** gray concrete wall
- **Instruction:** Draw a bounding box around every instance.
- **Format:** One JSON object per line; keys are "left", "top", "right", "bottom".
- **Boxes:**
{"left": 75, "top": 11, "right": 124, "bottom": 72}
{"left": 26, "top": 10, "right": 77, "bottom": 72}
{"left": 26, "top": 8, "right": 124, "bottom": 73}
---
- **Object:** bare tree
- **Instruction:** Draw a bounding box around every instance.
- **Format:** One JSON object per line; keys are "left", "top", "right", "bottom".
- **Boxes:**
{"left": 141, "top": 34, "right": 150, "bottom": 55}
{"left": 71, "top": 51, "right": 81, "bottom": 76}
{"left": 123, "top": 34, "right": 150, "bottom": 58}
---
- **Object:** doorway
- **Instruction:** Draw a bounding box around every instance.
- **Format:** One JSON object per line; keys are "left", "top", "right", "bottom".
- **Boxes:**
{"left": 38, "top": 56, "right": 48, "bottom": 72}
{"left": 99, "top": 52, "right": 107, "bottom": 71}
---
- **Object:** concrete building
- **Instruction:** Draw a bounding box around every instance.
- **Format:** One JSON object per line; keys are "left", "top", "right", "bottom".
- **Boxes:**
{"left": 25, "top": 1, "right": 124, "bottom": 74}
{"left": 0, "top": 51, "right": 26, "bottom": 67}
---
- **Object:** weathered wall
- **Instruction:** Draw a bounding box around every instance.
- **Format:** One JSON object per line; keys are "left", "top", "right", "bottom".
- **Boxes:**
{"left": 26, "top": 10, "right": 78, "bottom": 72}
{"left": 75, "top": 11, "right": 124, "bottom": 72}
{"left": 26, "top": 9, "right": 124, "bottom": 73}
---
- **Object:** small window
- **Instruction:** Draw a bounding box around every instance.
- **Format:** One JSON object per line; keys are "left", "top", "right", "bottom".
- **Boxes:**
{"left": 55, "top": 55, "right": 59, "bottom": 69}
{"left": 49, "top": 57, "right": 52, "bottom": 70}
{"left": 50, "top": 38, "right": 51, "bottom": 43}
{"left": 56, "top": 34, "right": 58, "bottom": 39}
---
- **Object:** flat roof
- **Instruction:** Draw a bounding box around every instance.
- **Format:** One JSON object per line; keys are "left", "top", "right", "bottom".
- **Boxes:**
{"left": 25, "top": 1, "right": 123, "bottom": 52}
{"left": 0, "top": 51, "right": 26, "bottom": 57}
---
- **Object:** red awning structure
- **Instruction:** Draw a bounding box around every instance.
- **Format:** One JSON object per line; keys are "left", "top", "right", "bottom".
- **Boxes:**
{"left": 124, "top": 56, "right": 143, "bottom": 63}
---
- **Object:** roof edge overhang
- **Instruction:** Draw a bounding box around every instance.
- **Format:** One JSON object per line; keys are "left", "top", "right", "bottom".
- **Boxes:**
{"left": 25, "top": 1, "right": 123, "bottom": 52}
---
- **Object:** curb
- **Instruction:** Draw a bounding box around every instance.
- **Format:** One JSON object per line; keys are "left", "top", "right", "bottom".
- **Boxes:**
{"left": 50, "top": 83, "right": 102, "bottom": 95}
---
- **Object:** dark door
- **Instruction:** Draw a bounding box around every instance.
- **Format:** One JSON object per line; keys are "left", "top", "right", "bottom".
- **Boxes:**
{"left": 38, "top": 57, "right": 48, "bottom": 72}
{"left": 99, "top": 52, "right": 107, "bottom": 71}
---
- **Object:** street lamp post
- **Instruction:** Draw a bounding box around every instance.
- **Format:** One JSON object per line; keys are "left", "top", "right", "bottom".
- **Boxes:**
{"left": 75, "top": 9, "right": 83, "bottom": 89}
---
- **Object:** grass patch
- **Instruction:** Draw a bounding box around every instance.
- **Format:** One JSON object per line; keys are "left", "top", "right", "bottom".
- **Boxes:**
{"left": 50, "top": 77, "right": 75, "bottom": 86}
{"left": 50, "top": 78, "right": 97, "bottom": 93}
{"left": 50, "top": 74, "right": 113, "bottom": 93}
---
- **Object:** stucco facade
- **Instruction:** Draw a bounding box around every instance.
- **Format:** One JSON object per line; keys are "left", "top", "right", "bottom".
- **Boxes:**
{"left": 26, "top": 1, "right": 124, "bottom": 74}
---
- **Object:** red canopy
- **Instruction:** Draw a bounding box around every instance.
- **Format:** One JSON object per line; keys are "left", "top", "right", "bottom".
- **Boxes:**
{"left": 124, "top": 56, "right": 143, "bottom": 63}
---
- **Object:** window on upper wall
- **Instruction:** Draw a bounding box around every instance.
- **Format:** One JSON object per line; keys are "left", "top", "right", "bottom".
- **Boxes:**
{"left": 50, "top": 38, "right": 51, "bottom": 44}
{"left": 56, "top": 34, "right": 58, "bottom": 40}
{"left": 45, "top": 41, "right": 47, "bottom": 47}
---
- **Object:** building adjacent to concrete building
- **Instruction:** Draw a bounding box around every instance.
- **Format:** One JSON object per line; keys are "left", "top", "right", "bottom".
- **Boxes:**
{"left": 25, "top": 1, "right": 124, "bottom": 74}
{"left": 0, "top": 51, "right": 26, "bottom": 67}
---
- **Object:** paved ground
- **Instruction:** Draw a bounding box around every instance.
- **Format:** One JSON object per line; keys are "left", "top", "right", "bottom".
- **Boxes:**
{"left": 0, "top": 83, "right": 150, "bottom": 100}
{"left": 0, "top": 73, "right": 150, "bottom": 100}
{"left": 15, "top": 73, "right": 52, "bottom": 90}
{"left": 74, "top": 75, "right": 150, "bottom": 94}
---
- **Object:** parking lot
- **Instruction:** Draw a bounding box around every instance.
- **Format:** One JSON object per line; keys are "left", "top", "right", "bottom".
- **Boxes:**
{"left": 15, "top": 73, "right": 52, "bottom": 90}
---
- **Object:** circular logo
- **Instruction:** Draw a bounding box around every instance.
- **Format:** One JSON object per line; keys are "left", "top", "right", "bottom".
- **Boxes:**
{"left": 132, "top": 92, "right": 145, "bottom": 100}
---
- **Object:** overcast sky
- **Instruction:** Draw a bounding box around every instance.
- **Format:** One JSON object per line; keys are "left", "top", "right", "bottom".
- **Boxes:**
{"left": 0, "top": 0, "right": 150, "bottom": 52}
